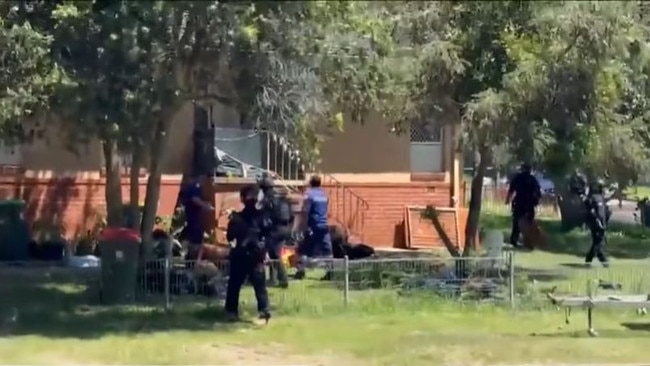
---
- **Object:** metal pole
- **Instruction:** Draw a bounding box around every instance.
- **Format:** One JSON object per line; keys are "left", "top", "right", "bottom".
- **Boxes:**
{"left": 508, "top": 251, "right": 515, "bottom": 310}
{"left": 163, "top": 256, "right": 171, "bottom": 311}
{"left": 265, "top": 131, "right": 270, "bottom": 172}
{"left": 344, "top": 255, "right": 350, "bottom": 307}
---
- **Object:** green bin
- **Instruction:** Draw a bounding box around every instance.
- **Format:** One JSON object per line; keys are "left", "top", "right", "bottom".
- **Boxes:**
{"left": 0, "top": 200, "right": 30, "bottom": 261}
{"left": 99, "top": 228, "right": 141, "bottom": 304}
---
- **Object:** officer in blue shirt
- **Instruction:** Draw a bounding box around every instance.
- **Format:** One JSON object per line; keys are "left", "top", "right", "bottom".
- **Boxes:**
{"left": 180, "top": 173, "right": 215, "bottom": 259}
{"left": 296, "top": 175, "right": 332, "bottom": 279}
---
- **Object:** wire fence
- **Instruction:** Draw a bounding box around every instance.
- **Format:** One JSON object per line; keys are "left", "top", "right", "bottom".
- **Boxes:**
{"left": 2, "top": 253, "right": 649, "bottom": 319}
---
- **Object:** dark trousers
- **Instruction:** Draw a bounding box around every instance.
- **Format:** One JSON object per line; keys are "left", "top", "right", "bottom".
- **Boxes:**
{"left": 585, "top": 228, "right": 608, "bottom": 264}
{"left": 297, "top": 227, "right": 333, "bottom": 274}
{"left": 302, "top": 227, "right": 333, "bottom": 258}
{"left": 224, "top": 249, "right": 270, "bottom": 315}
{"left": 267, "top": 229, "right": 290, "bottom": 285}
{"left": 510, "top": 207, "right": 535, "bottom": 246}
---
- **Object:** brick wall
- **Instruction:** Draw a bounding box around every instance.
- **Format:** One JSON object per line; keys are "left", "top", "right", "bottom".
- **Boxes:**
{"left": 0, "top": 175, "right": 457, "bottom": 249}
{"left": 324, "top": 182, "right": 452, "bottom": 248}
{"left": 0, "top": 176, "right": 184, "bottom": 239}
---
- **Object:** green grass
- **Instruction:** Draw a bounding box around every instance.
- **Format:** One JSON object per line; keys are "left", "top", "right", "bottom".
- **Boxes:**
{"left": 2, "top": 212, "right": 650, "bottom": 365}
{"left": 623, "top": 185, "right": 650, "bottom": 201}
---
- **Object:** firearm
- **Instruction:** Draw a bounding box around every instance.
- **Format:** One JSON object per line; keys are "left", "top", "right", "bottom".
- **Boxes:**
{"left": 589, "top": 205, "right": 605, "bottom": 230}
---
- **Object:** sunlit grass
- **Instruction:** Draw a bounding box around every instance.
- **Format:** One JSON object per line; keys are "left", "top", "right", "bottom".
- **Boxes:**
{"left": 1, "top": 210, "right": 650, "bottom": 365}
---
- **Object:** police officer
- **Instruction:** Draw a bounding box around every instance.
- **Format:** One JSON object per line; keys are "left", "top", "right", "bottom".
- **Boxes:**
{"left": 569, "top": 168, "right": 589, "bottom": 197}
{"left": 296, "top": 175, "right": 332, "bottom": 279}
{"left": 505, "top": 163, "right": 541, "bottom": 247}
{"left": 180, "top": 172, "right": 215, "bottom": 260}
{"left": 224, "top": 184, "right": 271, "bottom": 324}
{"left": 584, "top": 178, "right": 610, "bottom": 268}
{"left": 259, "top": 175, "right": 292, "bottom": 288}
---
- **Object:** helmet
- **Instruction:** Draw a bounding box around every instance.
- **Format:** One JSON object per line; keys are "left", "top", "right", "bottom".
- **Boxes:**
{"left": 590, "top": 178, "right": 605, "bottom": 194}
{"left": 258, "top": 173, "right": 274, "bottom": 190}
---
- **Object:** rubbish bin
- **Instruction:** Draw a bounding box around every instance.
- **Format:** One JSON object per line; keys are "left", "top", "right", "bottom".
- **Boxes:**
{"left": 639, "top": 199, "right": 650, "bottom": 227}
{"left": 99, "top": 228, "right": 141, "bottom": 305}
{"left": 0, "top": 200, "right": 30, "bottom": 261}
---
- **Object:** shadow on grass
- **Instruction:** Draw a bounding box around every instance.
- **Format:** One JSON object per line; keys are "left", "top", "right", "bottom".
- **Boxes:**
{"left": 559, "top": 263, "right": 590, "bottom": 269}
{"left": 530, "top": 328, "right": 650, "bottom": 338}
{"left": 515, "top": 267, "right": 570, "bottom": 282}
{"left": 482, "top": 211, "right": 650, "bottom": 260}
{"left": 0, "top": 266, "right": 249, "bottom": 340}
{"left": 621, "top": 322, "right": 650, "bottom": 332}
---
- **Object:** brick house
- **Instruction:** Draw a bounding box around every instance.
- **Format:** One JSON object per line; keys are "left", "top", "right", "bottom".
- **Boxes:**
{"left": 0, "top": 101, "right": 467, "bottom": 249}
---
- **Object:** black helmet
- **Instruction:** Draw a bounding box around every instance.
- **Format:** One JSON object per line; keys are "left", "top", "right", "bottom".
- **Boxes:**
{"left": 520, "top": 163, "right": 532, "bottom": 174}
{"left": 258, "top": 172, "right": 274, "bottom": 190}
{"left": 591, "top": 178, "right": 605, "bottom": 194}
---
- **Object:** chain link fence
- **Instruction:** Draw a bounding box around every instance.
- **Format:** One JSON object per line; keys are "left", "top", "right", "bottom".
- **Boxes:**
{"left": 512, "top": 260, "right": 650, "bottom": 311}
{"left": 3, "top": 253, "right": 649, "bottom": 319}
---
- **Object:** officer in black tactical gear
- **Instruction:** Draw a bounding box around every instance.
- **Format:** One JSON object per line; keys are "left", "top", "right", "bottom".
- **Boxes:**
{"left": 224, "top": 184, "right": 271, "bottom": 324}
{"left": 569, "top": 168, "right": 589, "bottom": 197}
{"left": 505, "top": 163, "right": 541, "bottom": 247}
{"left": 258, "top": 174, "right": 293, "bottom": 288}
{"left": 584, "top": 178, "right": 610, "bottom": 267}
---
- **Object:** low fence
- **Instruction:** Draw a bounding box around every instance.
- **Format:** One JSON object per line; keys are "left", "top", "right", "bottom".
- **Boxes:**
{"left": 2, "top": 254, "right": 649, "bottom": 319}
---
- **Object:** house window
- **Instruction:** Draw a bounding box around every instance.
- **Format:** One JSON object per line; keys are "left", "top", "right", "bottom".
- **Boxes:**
{"left": 409, "top": 121, "right": 443, "bottom": 173}
{"left": 409, "top": 122, "right": 442, "bottom": 143}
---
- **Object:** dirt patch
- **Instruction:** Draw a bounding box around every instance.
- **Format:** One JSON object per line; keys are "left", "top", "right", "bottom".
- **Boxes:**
{"left": 203, "top": 343, "right": 364, "bottom": 366}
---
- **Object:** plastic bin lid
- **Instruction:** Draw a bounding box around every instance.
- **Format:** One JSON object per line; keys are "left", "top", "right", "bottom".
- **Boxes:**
{"left": 0, "top": 199, "right": 26, "bottom": 208}
{"left": 99, "top": 227, "right": 141, "bottom": 242}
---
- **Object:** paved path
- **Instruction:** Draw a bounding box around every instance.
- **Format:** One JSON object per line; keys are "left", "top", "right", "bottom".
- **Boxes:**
{"left": 607, "top": 199, "right": 638, "bottom": 225}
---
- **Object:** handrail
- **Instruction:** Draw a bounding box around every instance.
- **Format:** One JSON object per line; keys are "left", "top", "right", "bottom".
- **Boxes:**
{"left": 216, "top": 129, "right": 369, "bottom": 240}
{"left": 322, "top": 173, "right": 369, "bottom": 210}
{"left": 320, "top": 173, "right": 369, "bottom": 241}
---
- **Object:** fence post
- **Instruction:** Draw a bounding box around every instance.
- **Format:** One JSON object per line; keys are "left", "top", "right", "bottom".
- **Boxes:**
{"left": 163, "top": 257, "right": 171, "bottom": 311}
{"left": 343, "top": 255, "right": 350, "bottom": 307}
{"left": 508, "top": 250, "right": 515, "bottom": 310}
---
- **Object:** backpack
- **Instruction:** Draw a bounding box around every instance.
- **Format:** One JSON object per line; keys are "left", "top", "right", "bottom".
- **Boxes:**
{"left": 234, "top": 211, "right": 266, "bottom": 261}
{"left": 271, "top": 196, "right": 294, "bottom": 226}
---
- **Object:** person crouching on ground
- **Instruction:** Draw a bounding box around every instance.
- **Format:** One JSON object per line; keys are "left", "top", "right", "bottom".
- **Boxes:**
{"left": 295, "top": 175, "right": 332, "bottom": 279}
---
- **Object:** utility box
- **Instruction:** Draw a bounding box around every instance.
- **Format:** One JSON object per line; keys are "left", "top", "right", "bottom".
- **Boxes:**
{"left": 99, "top": 228, "right": 141, "bottom": 305}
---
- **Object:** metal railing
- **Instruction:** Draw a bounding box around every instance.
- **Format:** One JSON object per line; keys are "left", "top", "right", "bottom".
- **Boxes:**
{"left": 263, "top": 131, "right": 308, "bottom": 182}
{"left": 321, "top": 174, "right": 370, "bottom": 241}
{"left": 213, "top": 129, "right": 368, "bottom": 240}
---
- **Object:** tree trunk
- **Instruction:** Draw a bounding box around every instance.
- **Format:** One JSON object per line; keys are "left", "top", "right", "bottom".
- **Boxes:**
{"left": 556, "top": 181, "right": 586, "bottom": 232}
{"left": 127, "top": 145, "right": 144, "bottom": 230}
{"left": 463, "top": 146, "right": 490, "bottom": 257}
{"left": 101, "top": 139, "right": 124, "bottom": 227}
{"left": 141, "top": 117, "right": 173, "bottom": 259}
{"left": 427, "top": 209, "right": 462, "bottom": 257}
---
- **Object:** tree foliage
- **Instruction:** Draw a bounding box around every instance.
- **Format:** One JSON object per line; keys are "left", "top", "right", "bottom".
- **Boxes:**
{"left": 4, "top": 1, "right": 650, "bottom": 256}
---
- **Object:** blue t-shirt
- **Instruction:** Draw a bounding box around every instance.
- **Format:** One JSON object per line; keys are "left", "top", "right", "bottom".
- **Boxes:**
{"left": 182, "top": 180, "right": 203, "bottom": 242}
{"left": 304, "top": 188, "right": 328, "bottom": 229}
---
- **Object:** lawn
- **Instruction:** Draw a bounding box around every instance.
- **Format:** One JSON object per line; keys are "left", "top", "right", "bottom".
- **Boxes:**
{"left": 623, "top": 185, "right": 650, "bottom": 201}
{"left": 2, "top": 211, "right": 650, "bottom": 365}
